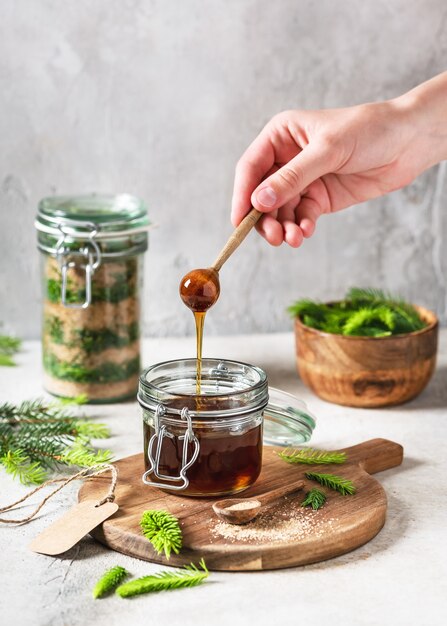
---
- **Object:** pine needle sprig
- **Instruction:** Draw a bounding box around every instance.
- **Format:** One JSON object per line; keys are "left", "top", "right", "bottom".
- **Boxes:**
{"left": 116, "top": 560, "right": 209, "bottom": 598}
{"left": 93, "top": 566, "right": 130, "bottom": 599}
{"left": 0, "top": 397, "right": 112, "bottom": 484}
{"left": 301, "top": 488, "right": 327, "bottom": 510}
{"left": 61, "top": 439, "right": 113, "bottom": 467}
{"left": 140, "top": 510, "right": 183, "bottom": 559}
{"left": 0, "top": 449, "right": 48, "bottom": 484}
{"left": 278, "top": 448, "right": 346, "bottom": 465}
{"left": 305, "top": 472, "right": 356, "bottom": 495}
{"left": 0, "top": 335, "right": 21, "bottom": 366}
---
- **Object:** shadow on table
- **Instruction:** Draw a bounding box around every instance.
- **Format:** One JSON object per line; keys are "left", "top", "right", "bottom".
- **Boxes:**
{"left": 263, "top": 366, "right": 304, "bottom": 393}
{"left": 54, "top": 535, "right": 109, "bottom": 563}
{"left": 300, "top": 455, "right": 424, "bottom": 572}
{"left": 301, "top": 491, "right": 411, "bottom": 572}
{"left": 397, "top": 364, "right": 447, "bottom": 411}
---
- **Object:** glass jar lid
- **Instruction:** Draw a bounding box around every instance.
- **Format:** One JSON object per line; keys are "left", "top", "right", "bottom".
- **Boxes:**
{"left": 263, "top": 387, "right": 316, "bottom": 446}
{"left": 138, "top": 358, "right": 316, "bottom": 445}
{"left": 138, "top": 358, "right": 269, "bottom": 423}
{"left": 35, "top": 193, "right": 151, "bottom": 257}
{"left": 36, "top": 194, "right": 150, "bottom": 309}
{"left": 36, "top": 193, "right": 149, "bottom": 234}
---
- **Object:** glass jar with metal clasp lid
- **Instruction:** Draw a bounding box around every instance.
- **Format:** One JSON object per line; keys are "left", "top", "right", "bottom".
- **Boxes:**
{"left": 35, "top": 194, "right": 151, "bottom": 403}
{"left": 138, "top": 358, "right": 316, "bottom": 497}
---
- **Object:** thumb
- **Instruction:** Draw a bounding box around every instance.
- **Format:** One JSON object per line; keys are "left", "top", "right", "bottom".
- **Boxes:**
{"left": 251, "top": 143, "right": 330, "bottom": 212}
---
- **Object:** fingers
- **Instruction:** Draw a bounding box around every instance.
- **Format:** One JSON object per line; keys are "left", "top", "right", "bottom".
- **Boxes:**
{"left": 255, "top": 212, "right": 283, "bottom": 246}
{"left": 251, "top": 142, "right": 331, "bottom": 213}
{"left": 277, "top": 201, "right": 304, "bottom": 247}
{"left": 295, "top": 198, "right": 319, "bottom": 238}
{"left": 231, "top": 130, "right": 276, "bottom": 227}
{"left": 255, "top": 185, "right": 326, "bottom": 247}
{"left": 255, "top": 203, "right": 304, "bottom": 248}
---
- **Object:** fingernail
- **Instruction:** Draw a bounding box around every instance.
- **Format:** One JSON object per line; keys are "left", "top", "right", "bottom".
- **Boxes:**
{"left": 256, "top": 186, "right": 277, "bottom": 208}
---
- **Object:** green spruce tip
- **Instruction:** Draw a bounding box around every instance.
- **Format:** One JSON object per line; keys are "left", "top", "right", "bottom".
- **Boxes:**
{"left": 140, "top": 510, "right": 183, "bottom": 560}
{"left": 305, "top": 471, "right": 356, "bottom": 495}
{"left": 116, "top": 560, "right": 209, "bottom": 598}
{"left": 287, "top": 287, "right": 426, "bottom": 337}
{"left": 93, "top": 566, "right": 130, "bottom": 599}
{"left": 277, "top": 448, "right": 346, "bottom": 465}
{"left": 301, "top": 488, "right": 326, "bottom": 510}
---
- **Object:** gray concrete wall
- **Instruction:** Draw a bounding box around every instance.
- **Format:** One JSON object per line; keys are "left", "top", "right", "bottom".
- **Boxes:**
{"left": 1, "top": 0, "right": 446, "bottom": 340}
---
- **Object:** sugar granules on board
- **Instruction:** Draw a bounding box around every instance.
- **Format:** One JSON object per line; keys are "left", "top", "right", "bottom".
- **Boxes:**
{"left": 211, "top": 500, "right": 337, "bottom": 543}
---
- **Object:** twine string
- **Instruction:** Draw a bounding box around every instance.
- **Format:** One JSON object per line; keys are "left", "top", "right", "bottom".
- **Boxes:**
{"left": 0, "top": 464, "right": 118, "bottom": 524}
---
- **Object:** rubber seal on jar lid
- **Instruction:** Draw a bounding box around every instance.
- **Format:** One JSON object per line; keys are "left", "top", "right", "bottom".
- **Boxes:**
{"left": 263, "top": 387, "right": 316, "bottom": 447}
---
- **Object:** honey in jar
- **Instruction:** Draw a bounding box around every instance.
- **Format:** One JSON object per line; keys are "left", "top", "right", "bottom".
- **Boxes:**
{"left": 138, "top": 358, "right": 268, "bottom": 496}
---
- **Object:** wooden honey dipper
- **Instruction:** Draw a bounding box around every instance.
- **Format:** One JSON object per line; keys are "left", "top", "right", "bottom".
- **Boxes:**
{"left": 179, "top": 208, "right": 262, "bottom": 312}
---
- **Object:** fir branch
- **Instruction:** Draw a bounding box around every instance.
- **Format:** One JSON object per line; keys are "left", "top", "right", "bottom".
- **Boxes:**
{"left": 93, "top": 566, "right": 129, "bottom": 599}
{"left": 0, "top": 398, "right": 112, "bottom": 484}
{"left": 0, "top": 354, "right": 16, "bottom": 367}
{"left": 278, "top": 448, "right": 346, "bottom": 465}
{"left": 116, "top": 560, "right": 209, "bottom": 598}
{"left": 140, "top": 510, "right": 183, "bottom": 559}
{"left": 53, "top": 394, "right": 88, "bottom": 407}
{"left": 0, "top": 449, "right": 47, "bottom": 484}
{"left": 0, "top": 334, "right": 21, "bottom": 366}
{"left": 61, "top": 439, "right": 113, "bottom": 467}
{"left": 73, "top": 421, "right": 110, "bottom": 439}
{"left": 301, "top": 488, "right": 326, "bottom": 510}
{"left": 305, "top": 472, "right": 356, "bottom": 495}
{"left": 0, "top": 335, "right": 21, "bottom": 355}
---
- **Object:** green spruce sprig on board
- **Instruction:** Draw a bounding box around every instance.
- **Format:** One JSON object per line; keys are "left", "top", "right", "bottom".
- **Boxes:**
{"left": 301, "top": 488, "right": 327, "bottom": 510}
{"left": 140, "top": 510, "right": 183, "bottom": 559}
{"left": 288, "top": 287, "right": 426, "bottom": 337}
{"left": 93, "top": 566, "right": 130, "bottom": 599}
{"left": 305, "top": 472, "right": 356, "bottom": 495}
{"left": 0, "top": 397, "right": 112, "bottom": 484}
{"left": 116, "top": 560, "right": 209, "bottom": 598}
{"left": 0, "top": 335, "right": 21, "bottom": 366}
{"left": 278, "top": 448, "right": 346, "bottom": 465}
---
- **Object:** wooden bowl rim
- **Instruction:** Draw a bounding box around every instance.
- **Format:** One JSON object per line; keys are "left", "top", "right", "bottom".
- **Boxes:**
{"left": 294, "top": 303, "right": 438, "bottom": 342}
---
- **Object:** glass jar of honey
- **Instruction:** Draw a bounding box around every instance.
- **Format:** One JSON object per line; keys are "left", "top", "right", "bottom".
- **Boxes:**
{"left": 138, "top": 358, "right": 316, "bottom": 497}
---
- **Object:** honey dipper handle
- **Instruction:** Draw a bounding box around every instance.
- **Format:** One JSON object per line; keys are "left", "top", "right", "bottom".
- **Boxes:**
{"left": 256, "top": 479, "right": 305, "bottom": 507}
{"left": 211, "top": 208, "right": 263, "bottom": 272}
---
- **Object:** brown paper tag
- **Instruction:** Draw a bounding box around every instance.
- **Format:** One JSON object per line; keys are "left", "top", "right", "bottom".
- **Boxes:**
{"left": 29, "top": 499, "right": 119, "bottom": 555}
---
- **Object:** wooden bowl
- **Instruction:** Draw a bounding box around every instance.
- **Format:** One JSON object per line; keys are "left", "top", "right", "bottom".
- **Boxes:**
{"left": 294, "top": 304, "right": 438, "bottom": 408}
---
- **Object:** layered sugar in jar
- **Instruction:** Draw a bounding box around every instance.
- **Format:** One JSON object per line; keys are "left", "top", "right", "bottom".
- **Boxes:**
{"left": 138, "top": 358, "right": 268, "bottom": 496}
{"left": 35, "top": 194, "right": 150, "bottom": 403}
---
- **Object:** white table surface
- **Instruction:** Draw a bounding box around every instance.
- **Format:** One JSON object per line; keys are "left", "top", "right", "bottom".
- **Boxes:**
{"left": 1, "top": 333, "right": 446, "bottom": 626}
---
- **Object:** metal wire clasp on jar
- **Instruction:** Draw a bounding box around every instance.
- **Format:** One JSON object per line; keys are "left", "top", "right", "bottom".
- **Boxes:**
{"left": 138, "top": 358, "right": 269, "bottom": 497}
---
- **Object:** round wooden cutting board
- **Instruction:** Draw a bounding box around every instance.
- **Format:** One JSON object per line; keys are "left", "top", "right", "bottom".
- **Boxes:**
{"left": 78, "top": 438, "right": 403, "bottom": 571}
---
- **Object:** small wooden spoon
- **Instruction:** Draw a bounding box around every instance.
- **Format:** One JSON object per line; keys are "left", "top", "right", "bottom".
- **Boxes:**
{"left": 179, "top": 208, "right": 262, "bottom": 312}
{"left": 212, "top": 479, "right": 305, "bottom": 525}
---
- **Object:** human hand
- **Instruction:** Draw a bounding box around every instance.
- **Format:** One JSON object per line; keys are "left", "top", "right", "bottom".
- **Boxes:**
{"left": 231, "top": 86, "right": 445, "bottom": 247}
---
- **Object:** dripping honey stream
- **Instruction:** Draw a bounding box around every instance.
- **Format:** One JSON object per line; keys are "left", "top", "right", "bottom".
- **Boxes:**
{"left": 179, "top": 208, "right": 262, "bottom": 396}
{"left": 194, "top": 311, "right": 205, "bottom": 394}
{"left": 179, "top": 267, "right": 220, "bottom": 395}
